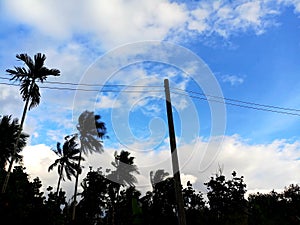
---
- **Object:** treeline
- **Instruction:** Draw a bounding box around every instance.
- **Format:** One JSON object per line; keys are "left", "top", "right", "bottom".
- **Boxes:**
{"left": 1, "top": 162, "right": 300, "bottom": 225}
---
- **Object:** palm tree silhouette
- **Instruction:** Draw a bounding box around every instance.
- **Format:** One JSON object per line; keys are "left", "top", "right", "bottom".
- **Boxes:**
{"left": 109, "top": 150, "right": 139, "bottom": 187}
{"left": 72, "top": 110, "right": 107, "bottom": 220}
{"left": 2, "top": 53, "right": 60, "bottom": 193}
{"left": 0, "top": 115, "right": 29, "bottom": 170}
{"left": 48, "top": 135, "right": 83, "bottom": 196}
{"left": 107, "top": 150, "right": 139, "bottom": 225}
{"left": 150, "top": 169, "right": 170, "bottom": 190}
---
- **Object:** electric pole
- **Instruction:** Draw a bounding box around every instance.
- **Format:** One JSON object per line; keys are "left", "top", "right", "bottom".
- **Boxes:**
{"left": 164, "top": 79, "right": 187, "bottom": 225}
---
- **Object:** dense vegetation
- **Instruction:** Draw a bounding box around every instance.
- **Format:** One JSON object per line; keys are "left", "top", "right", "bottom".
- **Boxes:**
{"left": 1, "top": 162, "right": 300, "bottom": 225}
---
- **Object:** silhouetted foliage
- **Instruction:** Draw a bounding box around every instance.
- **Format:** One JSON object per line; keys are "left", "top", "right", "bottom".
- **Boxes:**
{"left": 150, "top": 169, "right": 169, "bottom": 190}
{"left": 76, "top": 110, "right": 108, "bottom": 155}
{"left": 182, "top": 181, "right": 207, "bottom": 225}
{"left": 48, "top": 135, "right": 84, "bottom": 195}
{"left": 0, "top": 166, "right": 66, "bottom": 225}
{"left": 3, "top": 53, "right": 60, "bottom": 193}
{"left": 106, "top": 150, "right": 140, "bottom": 225}
{"left": 76, "top": 167, "right": 111, "bottom": 225}
{"left": 1, "top": 148, "right": 300, "bottom": 225}
{"left": 205, "top": 170, "right": 247, "bottom": 225}
{"left": 72, "top": 110, "right": 108, "bottom": 220}
{"left": 6, "top": 53, "right": 60, "bottom": 110}
{"left": 0, "top": 115, "right": 29, "bottom": 169}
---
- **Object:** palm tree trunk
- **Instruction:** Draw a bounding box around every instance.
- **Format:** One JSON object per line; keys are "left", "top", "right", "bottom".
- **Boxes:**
{"left": 1, "top": 91, "right": 30, "bottom": 193}
{"left": 72, "top": 149, "right": 82, "bottom": 221}
{"left": 56, "top": 165, "right": 64, "bottom": 196}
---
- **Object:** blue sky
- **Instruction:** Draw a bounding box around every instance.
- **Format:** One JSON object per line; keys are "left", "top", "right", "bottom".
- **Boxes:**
{"left": 1, "top": 0, "right": 300, "bottom": 197}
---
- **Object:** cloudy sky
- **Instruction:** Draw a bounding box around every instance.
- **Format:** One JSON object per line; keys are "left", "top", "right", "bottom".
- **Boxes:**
{"left": 1, "top": 0, "right": 300, "bottom": 199}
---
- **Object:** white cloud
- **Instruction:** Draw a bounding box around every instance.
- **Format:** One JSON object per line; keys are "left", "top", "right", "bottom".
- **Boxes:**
{"left": 181, "top": 173, "right": 198, "bottom": 187}
{"left": 95, "top": 95, "right": 121, "bottom": 109}
{"left": 0, "top": 85, "right": 23, "bottom": 117}
{"left": 222, "top": 74, "right": 244, "bottom": 86}
{"left": 20, "top": 135, "right": 300, "bottom": 199}
{"left": 2, "top": 0, "right": 188, "bottom": 49}
{"left": 3, "top": 0, "right": 295, "bottom": 50}
{"left": 22, "top": 144, "right": 58, "bottom": 194}
{"left": 235, "top": 1, "right": 262, "bottom": 25}
{"left": 186, "top": 0, "right": 282, "bottom": 38}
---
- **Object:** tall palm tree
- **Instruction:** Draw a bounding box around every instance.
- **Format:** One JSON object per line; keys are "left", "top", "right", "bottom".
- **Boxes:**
{"left": 0, "top": 115, "right": 29, "bottom": 170}
{"left": 2, "top": 53, "right": 60, "bottom": 193}
{"left": 48, "top": 136, "right": 84, "bottom": 196}
{"left": 72, "top": 110, "right": 107, "bottom": 220}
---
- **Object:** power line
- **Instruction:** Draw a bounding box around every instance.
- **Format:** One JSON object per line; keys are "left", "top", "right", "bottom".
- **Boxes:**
{"left": 0, "top": 81, "right": 164, "bottom": 93}
{"left": 1, "top": 79, "right": 300, "bottom": 117}
{"left": 3, "top": 75, "right": 299, "bottom": 113}
{"left": 171, "top": 87, "right": 300, "bottom": 113}
{"left": 171, "top": 90, "right": 300, "bottom": 117}
{"left": 0, "top": 76, "right": 162, "bottom": 88}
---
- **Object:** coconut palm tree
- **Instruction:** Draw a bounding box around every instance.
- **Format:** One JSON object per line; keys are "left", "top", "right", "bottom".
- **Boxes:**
{"left": 108, "top": 150, "right": 139, "bottom": 187}
{"left": 48, "top": 135, "right": 84, "bottom": 196}
{"left": 150, "top": 169, "right": 170, "bottom": 190}
{"left": 72, "top": 110, "right": 107, "bottom": 220}
{"left": 2, "top": 53, "right": 60, "bottom": 193}
{"left": 106, "top": 150, "right": 139, "bottom": 225}
{"left": 0, "top": 115, "right": 29, "bottom": 170}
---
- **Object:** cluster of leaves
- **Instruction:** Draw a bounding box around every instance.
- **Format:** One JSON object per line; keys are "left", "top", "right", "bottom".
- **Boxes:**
{"left": 0, "top": 166, "right": 67, "bottom": 225}
{"left": 2, "top": 163, "right": 300, "bottom": 225}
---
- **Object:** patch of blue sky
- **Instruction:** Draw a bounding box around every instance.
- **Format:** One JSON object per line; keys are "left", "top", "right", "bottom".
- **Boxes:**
{"left": 28, "top": 106, "right": 75, "bottom": 147}
{"left": 0, "top": 23, "right": 34, "bottom": 66}
{"left": 91, "top": 59, "right": 212, "bottom": 150}
{"left": 174, "top": 6, "right": 300, "bottom": 144}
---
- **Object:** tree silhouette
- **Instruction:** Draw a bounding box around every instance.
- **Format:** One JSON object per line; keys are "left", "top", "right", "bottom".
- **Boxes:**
{"left": 3, "top": 53, "right": 60, "bottom": 193}
{"left": 72, "top": 110, "right": 108, "bottom": 220}
{"left": 48, "top": 135, "right": 83, "bottom": 196}
{"left": 0, "top": 166, "right": 46, "bottom": 225}
{"left": 108, "top": 150, "right": 139, "bottom": 186}
{"left": 107, "top": 150, "right": 140, "bottom": 225}
{"left": 76, "top": 167, "right": 111, "bottom": 225}
{"left": 182, "top": 181, "right": 207, "bottom": 225}
{"left": 151, "top": 177, "right": 178, "bottom": 225}
{"left": 205, "top": 170, "right": 247, "bottom": 225}
{"left": 150, "top": 169, "right": 169, "bottom": 190}
{"left": 0, "top": 115, "right": 29, "bottom": 170}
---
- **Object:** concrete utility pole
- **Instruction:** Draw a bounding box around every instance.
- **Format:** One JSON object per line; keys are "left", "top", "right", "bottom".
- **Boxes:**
{"left": 164, "top": 79, "right": 187, "bottom": 225}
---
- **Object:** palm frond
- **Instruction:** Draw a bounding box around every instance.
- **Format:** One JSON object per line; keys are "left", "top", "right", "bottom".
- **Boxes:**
{"left": 28, "top": 83, "right": 41, "bottom": 110}
{"left": 38, "top": 67, "right": 60, "bottom": 81}
{"left": 16, "top": 53, "right": 34, "bottom": 71}
{"left": 6, "top": 52, "right": 61, "bottom": 110}
{"left": 33, "top": 53, "right": 46, "bottom": 71}
{"left": 48, "top": 159, "right": 60, "bottom": 172}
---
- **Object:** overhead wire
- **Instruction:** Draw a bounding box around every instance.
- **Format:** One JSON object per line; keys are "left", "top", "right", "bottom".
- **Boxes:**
{"left": 172, "top": 87, "right": 300, "bottom": 113}
{"left": 170, "top": 90, "right": 300, "bottom": 117}
{"left": 0, "top": 76, "right": 162, "bottom": 88}
{"left": 1, "top": 76, "right": 300, "bottom": 117}
{"left": 0, "top": 81, "right": 164, "bottom": 93}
